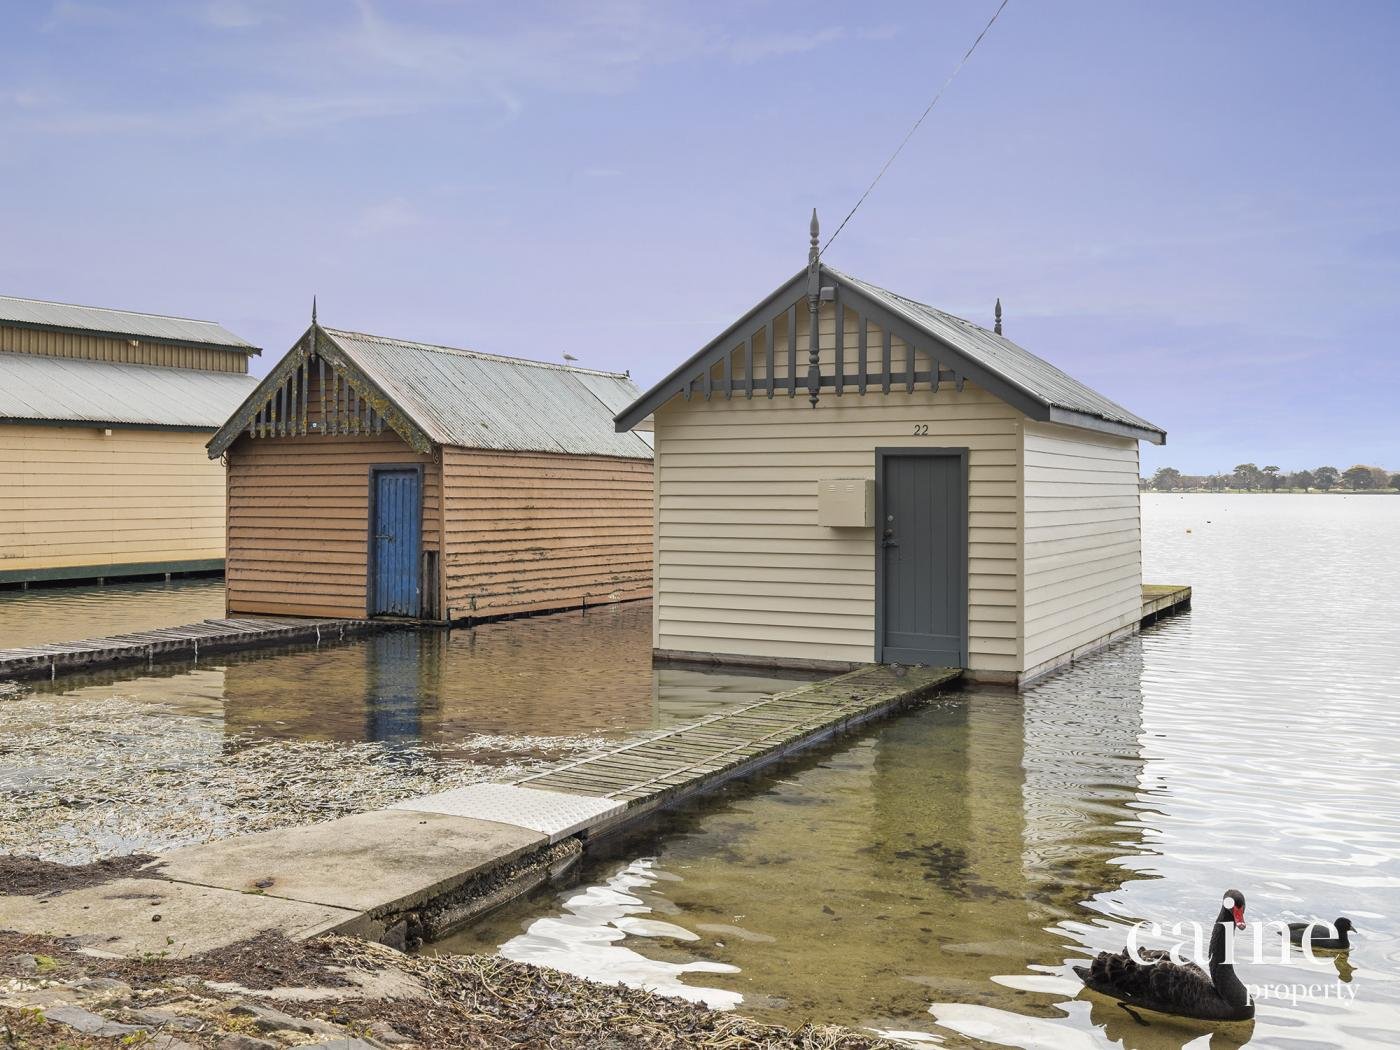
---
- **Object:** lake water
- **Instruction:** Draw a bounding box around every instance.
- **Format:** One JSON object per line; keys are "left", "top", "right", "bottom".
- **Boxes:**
{"left": 0, "top": 576, "right": 227, "bottom": 650}
{"left": 439, "top": 496, "right": 1400, "bottom": 1048}
{"left": 0, "top": 601, "right": 800, "bottom": 862}
{"left": 6, "top": 601, "right": 799, "bottom": 745}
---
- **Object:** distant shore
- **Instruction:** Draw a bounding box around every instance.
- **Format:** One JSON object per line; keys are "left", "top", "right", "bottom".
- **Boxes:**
{"left": 1142, "top": 488, "right": 1398, "bottom": 495}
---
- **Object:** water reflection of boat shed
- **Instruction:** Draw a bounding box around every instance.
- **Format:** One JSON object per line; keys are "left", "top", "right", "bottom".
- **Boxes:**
{"left": 208, "top": 321, "right": 654, "bottom": 623}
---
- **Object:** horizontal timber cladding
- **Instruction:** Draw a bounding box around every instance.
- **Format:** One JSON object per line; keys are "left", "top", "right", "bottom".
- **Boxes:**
{"left": 1020, "top": 421, "right": 1142, "bottom": 672}
{"left": 0, "top": 422, "right": 226, "bottom": 574}
{"left": 441, "top": 447, "right": 653, "bottom": 620}
{"left": 0, "top": 326, "right": 249, "bottom": 373}
{"left": 653, "top": 299, "right": 1022, "bottom": 673}
{"left": 224, "top": 431, "right": 439, "bottom": 618}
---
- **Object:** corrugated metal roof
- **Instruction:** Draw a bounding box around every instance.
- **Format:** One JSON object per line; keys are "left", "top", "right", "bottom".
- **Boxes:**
{"left": 0, "top": 354, "right": 260, "bottom": 429}
{"left": 830, "top": 269, "right": 1163, "bottom": 436}
{"left": 0, "top": 294, "right": 259, "bottom": 352}
{"left": 323, "top": 329, "right": 652, "bottom": 459}
{"left": 573, "top": 370, "right": 654, "bottom": 448}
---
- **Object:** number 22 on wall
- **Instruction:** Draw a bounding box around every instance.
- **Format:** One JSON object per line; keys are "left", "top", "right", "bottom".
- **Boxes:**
{"left": 912, "top": 424, "right": 929, "bottom": 435}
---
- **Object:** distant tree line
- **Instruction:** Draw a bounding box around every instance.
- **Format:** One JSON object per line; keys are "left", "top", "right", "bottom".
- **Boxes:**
{"left": 1144, "top": 463, "right": 1400, "bottom": 492}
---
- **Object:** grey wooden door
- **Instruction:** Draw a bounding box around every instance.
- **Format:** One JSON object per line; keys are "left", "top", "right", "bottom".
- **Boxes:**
{"left": 877, "top": 450, "right": 967, "bottom": 666}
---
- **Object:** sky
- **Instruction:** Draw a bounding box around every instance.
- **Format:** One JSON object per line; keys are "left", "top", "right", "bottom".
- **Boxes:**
{"left": 2, "top": 0, "right": 1396, "bottom": 475}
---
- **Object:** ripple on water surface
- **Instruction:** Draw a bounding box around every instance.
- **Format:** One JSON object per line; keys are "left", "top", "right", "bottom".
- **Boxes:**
{"left": 0, "top": 576, "right": 227, "bottom": 649}
{"left": 440, "top": 496, "right": 1400, "bottom": 1048}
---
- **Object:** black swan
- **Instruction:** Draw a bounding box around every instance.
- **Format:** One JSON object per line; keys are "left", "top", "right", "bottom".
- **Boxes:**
{"left": 1288, "top": 917, "right": 1354, "bottom": 951}
{"left": 1074, "top": 889, "right": 1255, "bottom": 1022}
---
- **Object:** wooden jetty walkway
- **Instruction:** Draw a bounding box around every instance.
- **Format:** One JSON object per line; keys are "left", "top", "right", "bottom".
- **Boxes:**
{"left": 0, "top": 663, "right": 961, "bottom": 957}
{"left": 1141, "top": 583, "right": 1192, "bottom": 624}
{"left": 0, "top": 616, "right": 378, "bottom": 681}
{"left": 512, "top": 664, "right": 957, "bottom": 826}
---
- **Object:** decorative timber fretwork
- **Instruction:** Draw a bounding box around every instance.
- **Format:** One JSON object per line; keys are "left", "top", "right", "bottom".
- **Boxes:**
{"left": 668, "top": 259, "right": 970, "bottom": 409}
{"left": 674, "top": 296, "right": 968, "bottom": 405}
{"left": 613, "top": 214, "right": 1011, "bottom": 433}
{"left": 208, "top": 321, "right": 434, "bottom": 457}
{"left": 246, "top": 342, "right": 389, "bottom": 439}
{"left": 614, "top": 213, "right": 1168, "bottom": 445}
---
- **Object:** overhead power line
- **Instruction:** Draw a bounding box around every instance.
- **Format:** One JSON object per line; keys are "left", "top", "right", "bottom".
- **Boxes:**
{"left": 822, "top": 0, "right": 1012, "bottom": 254}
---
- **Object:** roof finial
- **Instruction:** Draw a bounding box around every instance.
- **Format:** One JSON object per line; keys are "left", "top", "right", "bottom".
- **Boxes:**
{"left": 994, "top": 297, "right": 1002, "bottom": 336}
{"left": 806, "top": 210, "right": 822, "bottom": 408}
{"left": 311, "top": 295, "right": 318, "bottom": 328}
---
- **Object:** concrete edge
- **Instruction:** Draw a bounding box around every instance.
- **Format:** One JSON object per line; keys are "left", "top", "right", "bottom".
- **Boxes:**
{"left": 152, "top": 813, "right": 549, "bottom": 924}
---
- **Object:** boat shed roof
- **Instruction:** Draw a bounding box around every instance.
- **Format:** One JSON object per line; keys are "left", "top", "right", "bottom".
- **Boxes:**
{"left": 0, "top": 294, "right": 260, "bottom": 353}
{"left": 208, "top": 325, "right": 653, "bottom": 459}
{"left": 615, "top": 264, "right": 1165, "bottom": 445}
{"left": 0, "top": 353, "right": 261, "bottom": 430}
{"left": 832, "top": 269, "right": 1163, "bottom": 441}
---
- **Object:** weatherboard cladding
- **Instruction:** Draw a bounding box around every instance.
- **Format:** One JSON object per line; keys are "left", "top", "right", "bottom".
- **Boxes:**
{"left": 319, "top": 329, "right": 652, "bottom": 459}
{"left": 0, "top": 294, "right": 259, "bottom": 352}
{"left": 0, "top": 354, "right": 260, "bottom": 429}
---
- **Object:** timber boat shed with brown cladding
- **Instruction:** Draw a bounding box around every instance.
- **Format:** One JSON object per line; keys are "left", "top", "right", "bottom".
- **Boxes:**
{"left": 614, "top": 215, "right": 1167, "bottom": 687}
{"left": 207, "top": 318, "right": 654, "bottom": 623}
{"left": 0, "top": 294, "right": 260, "bottom": 586}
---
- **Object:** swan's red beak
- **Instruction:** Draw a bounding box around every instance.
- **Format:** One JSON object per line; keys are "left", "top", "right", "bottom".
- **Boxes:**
{"left": 1232, "top": 905, "right": 1246, "bottom": 930}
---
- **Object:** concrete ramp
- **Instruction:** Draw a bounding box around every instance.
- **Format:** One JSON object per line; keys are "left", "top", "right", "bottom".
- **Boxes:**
{"left": 391, "top": 784, "right": 624, "bottom": 843}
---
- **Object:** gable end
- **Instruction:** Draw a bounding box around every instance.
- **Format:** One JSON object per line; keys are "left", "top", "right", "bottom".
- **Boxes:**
{"left": 207, "top": 326, "right": 433, "bottom": 458}
{"left": 615, "top": 265, "right": 1165, "bottom": 446}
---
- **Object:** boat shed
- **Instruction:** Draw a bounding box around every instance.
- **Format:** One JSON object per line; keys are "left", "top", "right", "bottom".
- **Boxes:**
{"left": 614, "top": 216, "right": 1166, "bottom": 686}
{"left": 0, "top": 294, "right": 260, "bottom": 585}
{"left": 207, "top": 319, "right": 654, "bottom": 623}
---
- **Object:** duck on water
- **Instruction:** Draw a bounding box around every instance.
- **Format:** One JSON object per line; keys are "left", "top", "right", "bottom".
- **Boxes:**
{"left": 1075, "top": 889, "right": 1255, "bottom": 1024}
{"left": 1288, "top": 917, "right": 1355, "bottom": 952}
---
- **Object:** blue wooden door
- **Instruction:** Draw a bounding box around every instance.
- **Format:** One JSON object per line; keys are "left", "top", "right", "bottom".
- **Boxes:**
{"left": 370, "top": 468, "right": 421, "bottom": 617}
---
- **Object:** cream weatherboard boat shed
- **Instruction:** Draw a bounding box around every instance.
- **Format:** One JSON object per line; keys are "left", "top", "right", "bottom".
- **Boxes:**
{"left": 615, "top": 219, "right": 1165, "bottom": 686}
{"left": 0, "top": 294, "right": 259, "bottom": 585}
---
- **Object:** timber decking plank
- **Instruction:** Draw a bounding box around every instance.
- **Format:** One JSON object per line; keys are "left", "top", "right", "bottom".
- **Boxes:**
{"left": 0, "top": 614, "right": 383, "bottom": 682}
{"left": 529, "top": 767, "right": 635, "bottom": 784}
{"left": 524, "top": 777, "right": 618, "bottom": 796}
{"left": 513, "top": 665, "right": 962, "bottom": 822}
{"left": 559, "top": 756, "right": 691, "bottom": 777}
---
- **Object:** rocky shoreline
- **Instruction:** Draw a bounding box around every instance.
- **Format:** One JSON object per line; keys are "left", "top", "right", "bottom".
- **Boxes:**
{"left": 0, "top": 929, "right": 890, "bottom": 1049}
